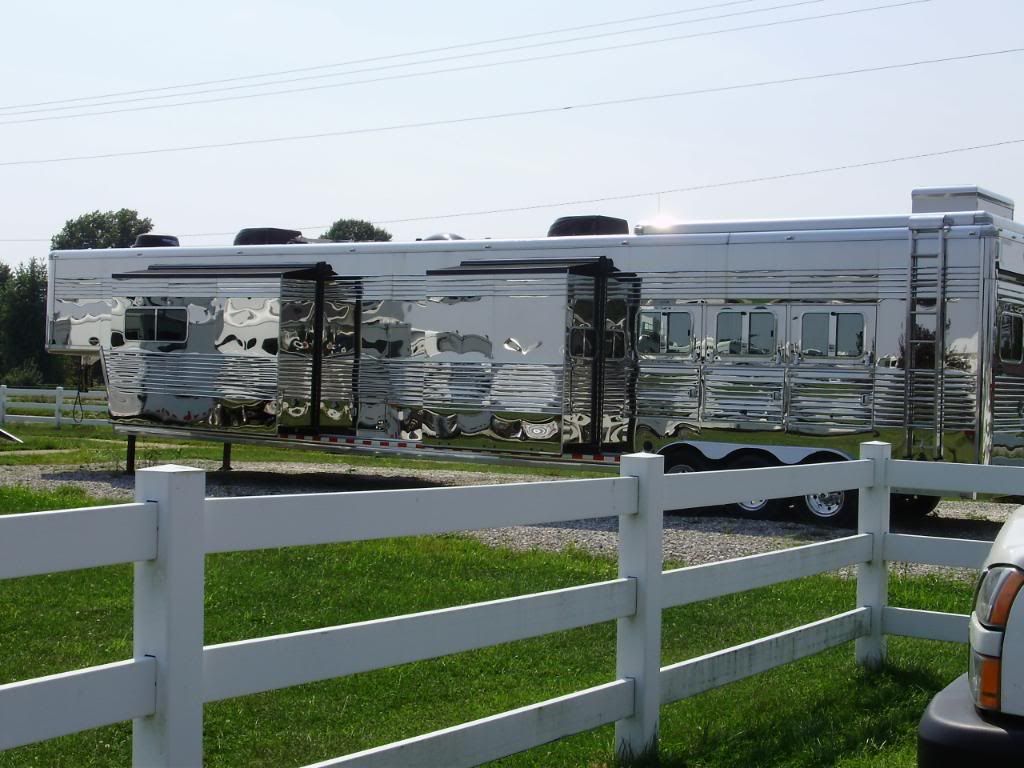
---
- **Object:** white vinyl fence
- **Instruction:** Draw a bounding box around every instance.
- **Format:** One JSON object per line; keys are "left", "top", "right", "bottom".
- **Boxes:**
{"left": 0, "top": 441, "right": 1016, "bottom": 766}
{"left": 0, "top": 385, "right": 108, "bottom": 427}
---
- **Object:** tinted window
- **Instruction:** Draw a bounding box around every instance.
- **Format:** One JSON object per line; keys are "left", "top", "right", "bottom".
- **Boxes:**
{"left": 1000, "top": 312, "right": 1023, "bottom": 363}
{"left": 748, "top": 312, "right": 775, "bottom": 356}
{"left": 801, "top": 313, "right": 829, "bottom": 357}
{"left": 157, "top": 308, "right": 188, "bottom": 342}
{"left": 124, "top": 308, "right": 188, "bottom": 342}
{"left": 836, "top": 314, "right": 864, "bottom": 357}
{"left": 638, "top": 312, "right": 662, "bottom": 354}
{"left": 666, "top": 313, "right": 692, "bottom": 354}
{"left": 716, "top": 313, "right": 742, "bottom": 355}
{"left": 124, "top": 309, "right": 155, "bottom": 341}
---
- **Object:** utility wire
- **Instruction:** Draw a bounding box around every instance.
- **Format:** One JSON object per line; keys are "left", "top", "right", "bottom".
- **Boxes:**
{"left": 0, "top": 0, "right": 827, "bottom": 117}
{"left": 0, "top": 0, "right": 930, "bottom": 126}
{"left": 0, "top": 46, "right": 1014, "bottom": 168}
{"left": 372, "top": 138, "right": 1024, "bottom": 224}
{"left": 6, "top": 136, "right": 1022, "bottom": 244}
{"left": 0, "top": 0, "right": 764, "bottom": 112}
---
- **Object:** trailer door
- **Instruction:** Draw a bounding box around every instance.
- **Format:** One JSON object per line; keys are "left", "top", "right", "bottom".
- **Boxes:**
{"left": 635, "top": 304, "right": 703, "bottom": 437}
{"left": 701, "top": 304, "right": 786, "bottom": 429}
{"left": 788, "top": 306, "right": 876, "bottom": 432}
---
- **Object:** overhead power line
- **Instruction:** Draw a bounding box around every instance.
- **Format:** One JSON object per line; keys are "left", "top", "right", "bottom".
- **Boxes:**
{"left": 0, "top": 0, "right": 828, "bottom": 117}
{"left": 0, "top": 0, "right": 931, "bottom": 127}
{"left": 0, "top": 0, "right": 764, "bottom": 112}
{"left": 6, "top": 136, "right": 1022, "bottom": 244}
{"left": 372, "top": 138, "right": 1024, "bottom": 225}
{"left": 0, "top": 46, "right": 1016, "bottom": 168}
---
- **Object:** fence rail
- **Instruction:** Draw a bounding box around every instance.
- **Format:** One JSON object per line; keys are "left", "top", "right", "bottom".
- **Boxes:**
{"left": 1, "top": 441, "right": 1020, "bottom": 766}
{"left": 0, "top": 385, "right": 108, "bottom": 427}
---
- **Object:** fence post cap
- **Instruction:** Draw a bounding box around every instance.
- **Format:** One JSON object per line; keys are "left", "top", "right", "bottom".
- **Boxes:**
{"left": 859, "top": 441, "right": 892, "bottom": 455}
{"left": 619, "top": 453, "right": 665, "bottom": 476}
{"left": 136, "top": 464, "right": 204, "bottom": 475}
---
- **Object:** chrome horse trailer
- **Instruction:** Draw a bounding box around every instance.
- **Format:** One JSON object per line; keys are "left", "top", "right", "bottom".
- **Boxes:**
{"left": 46, "top": 186, "right": 1024, "bottom": 523}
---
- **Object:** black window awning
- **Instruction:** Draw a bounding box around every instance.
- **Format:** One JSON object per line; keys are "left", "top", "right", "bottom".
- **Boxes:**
{"left": 112, "top": 262, "right": 335, "bottom": 281}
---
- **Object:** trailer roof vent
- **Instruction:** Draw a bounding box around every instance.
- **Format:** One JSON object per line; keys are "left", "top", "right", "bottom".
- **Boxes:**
{"left": 233, "top": 227, "right": 306, "bottom": 246}
{"left": 547, "top": 215, "right": 629, "bottom": 237}
{"left": 912, "top": 186, "right": 1014, "bottom": 220}
{"left": 423, "top": 232, "right": 466, "bottom": 241}
{"left": 133, "top": 234, "right": 179, "bottom": 248}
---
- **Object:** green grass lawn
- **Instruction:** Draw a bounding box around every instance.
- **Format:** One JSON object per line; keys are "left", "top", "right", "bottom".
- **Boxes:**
{"left": 0, "top": 485, "right": 971, "bottom": 767}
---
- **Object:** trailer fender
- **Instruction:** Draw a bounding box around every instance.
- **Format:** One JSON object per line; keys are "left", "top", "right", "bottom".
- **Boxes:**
{"left": 659, "top": 440, "right": 851, "bottom": 467}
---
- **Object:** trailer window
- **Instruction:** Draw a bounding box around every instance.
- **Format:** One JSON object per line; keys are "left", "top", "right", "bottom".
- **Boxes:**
{"left": 835, "top": 314, "right": 864, "bottom": 357}
{"left": 801, "top": 313, "right": 829, "bottom": 357}
{"left": 639, "top": 311, "right": 692, "bottom": 355}
{"left": 801, "top": 312, "right": 864, "bottom": 357}
{"left": 124, "top": 308, "right": 188, "bottom": 342}
{"left": 748, "top": 313, "right": 775, "bottom": 356}
{"left": 1000, "top": 312, "right": 1023, "bottom": 363}
{"left": 666, "top": 313, "right": 692, "bottom": 354}
{"left": 638, "top": 312, "right": 662, "bottom": 354}
{"left": 716, "top": 313, "right": 743, "bottom": 355}
{"left": 124, "top": 309, "right": 155, "bottom": 341}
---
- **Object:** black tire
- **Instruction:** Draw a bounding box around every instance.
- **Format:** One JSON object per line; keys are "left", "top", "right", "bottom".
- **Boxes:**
{"left": 663, "top": 450, "right": 706, "bottom": 515}
{"left": 892, "top": 493, "right": 941, "bottom": 521}
{"left": 665, "top": 451, "right": 706, "bottom": 475}
{"left": 795, "top": 458, "right": 858, "bottom": 527}
{"left": 725, "top": 455, "right": 786, "bottom": 519}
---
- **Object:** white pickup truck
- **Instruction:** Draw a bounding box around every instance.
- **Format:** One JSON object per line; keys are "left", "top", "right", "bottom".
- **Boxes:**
{"left": 918, "top": 508, "right": 1024, "bottom": 763}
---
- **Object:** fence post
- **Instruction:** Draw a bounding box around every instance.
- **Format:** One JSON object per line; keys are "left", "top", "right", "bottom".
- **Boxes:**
{"left": 0, "top": 384, "right": 6, "bottom": 424}
{"left": 616, "top": 452, "right": 664, "bottom": 761}
{"left": 132, "top": 465, "right": 206, "bottom": 767}
{"left": 856, "top": 441, "right": 891, "bottom": 670}
{"left": 54, "top": 386, "right": 63, "bottom": 429}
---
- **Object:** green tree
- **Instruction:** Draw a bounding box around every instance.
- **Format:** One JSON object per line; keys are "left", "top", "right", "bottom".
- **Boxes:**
{"left": 0, "top": 258, "right": 66, "bottom": 384}
{"left": 321, "top": 218, "right": 392, "bottom": 242}
{"left": 50, "top": 208, "right": 153, "bottom": 250}
{"left": 0, "top": 262, "right": 11, "bottom": 291}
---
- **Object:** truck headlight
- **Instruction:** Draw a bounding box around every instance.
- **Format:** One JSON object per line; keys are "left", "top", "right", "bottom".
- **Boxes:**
{"left": 974, "top": 566, "right": 1024, "bottom": 629}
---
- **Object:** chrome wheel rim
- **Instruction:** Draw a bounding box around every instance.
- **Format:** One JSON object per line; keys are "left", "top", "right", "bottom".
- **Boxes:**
{"left": 737, "top": 497, "right": 768, "bottom": 513}
{"left": 805, "top": 491, "right": 844, "bottom": 519}
{"left": 667, "top": 463, "right": 696, "bottom": 474}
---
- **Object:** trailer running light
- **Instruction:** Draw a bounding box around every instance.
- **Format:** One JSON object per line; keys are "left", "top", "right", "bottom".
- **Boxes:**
{"left": 974, "top": 566, "right": 1024, "bottom": 629}
{"left": 969, "top": 649, "right": 1002, "bottom": 711}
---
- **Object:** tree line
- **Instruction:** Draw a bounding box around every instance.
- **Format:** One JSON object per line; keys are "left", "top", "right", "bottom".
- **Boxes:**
{"left": 1, "top": 210, "right": 391, "bottom": 387}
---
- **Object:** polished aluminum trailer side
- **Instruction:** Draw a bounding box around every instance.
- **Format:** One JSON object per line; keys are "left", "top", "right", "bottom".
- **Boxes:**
{"left": 46, "top": 185, "right": 1024, "bottom": 521}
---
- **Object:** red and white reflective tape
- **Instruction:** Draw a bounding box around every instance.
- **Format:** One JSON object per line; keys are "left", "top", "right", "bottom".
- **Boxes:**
{"left": 283, "top": 433, "right": 425, "bottom": 451}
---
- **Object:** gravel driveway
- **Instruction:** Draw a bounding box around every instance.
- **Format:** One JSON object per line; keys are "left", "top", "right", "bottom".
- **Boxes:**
{"left": 3, "top": 461, "right": 1014, "bottom": 578}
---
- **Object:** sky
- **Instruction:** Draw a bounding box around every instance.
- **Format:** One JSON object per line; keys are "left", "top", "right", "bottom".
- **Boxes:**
{"left": 1, "top": 0, "right": 1022, "bottom": 265}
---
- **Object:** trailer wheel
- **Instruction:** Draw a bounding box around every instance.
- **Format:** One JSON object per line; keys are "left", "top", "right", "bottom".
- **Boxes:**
{"left": 725, "top": 455, "right": 785, "bottom": 519}
{"left": 663, "top": 450, "right": 705, "bottom": 515}
{"left": 664, "top": 450, "right": 705, "bottom": 475}
{"left": 796, "top": 457, "right": 857, "bottom": 527}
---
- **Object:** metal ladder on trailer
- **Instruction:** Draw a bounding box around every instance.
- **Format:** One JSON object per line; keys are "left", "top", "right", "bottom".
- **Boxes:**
{"left": 904, "top": 215, "right": 948, "bottom": 459}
